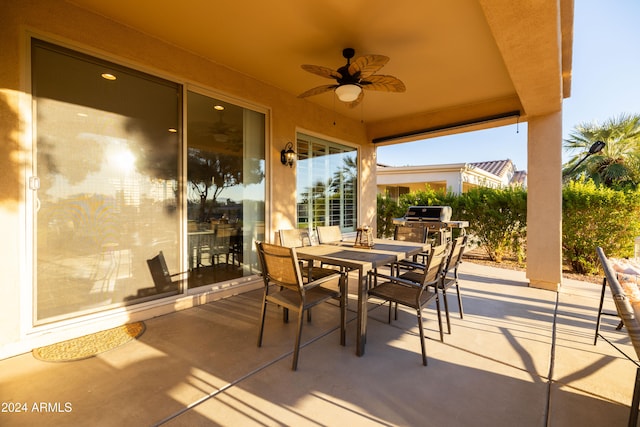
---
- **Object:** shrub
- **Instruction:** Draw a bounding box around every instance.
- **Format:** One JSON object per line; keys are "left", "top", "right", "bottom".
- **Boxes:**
{"left": 378, "top": 186, "right": 527, "bottom": 263}
{"left": 562, "top": 179, "right": 640, "bottom": 274}
{"left": 376, "top": 194, "right": 403, "bottom": 238}
{"left": 455, "top": 187, "right": 527, "bottom": 262}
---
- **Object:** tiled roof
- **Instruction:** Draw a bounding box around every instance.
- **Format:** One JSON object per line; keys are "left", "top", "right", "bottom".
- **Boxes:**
{"left": 511, "top": 170, "right": 527, "bottom": 186}
{"left": 470, "top": 159, "right": 513, "bottom": 177}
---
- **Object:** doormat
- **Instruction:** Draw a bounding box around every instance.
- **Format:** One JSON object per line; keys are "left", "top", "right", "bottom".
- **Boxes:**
{"left": 32, "top": 322, "right": 145, "bottom": 362}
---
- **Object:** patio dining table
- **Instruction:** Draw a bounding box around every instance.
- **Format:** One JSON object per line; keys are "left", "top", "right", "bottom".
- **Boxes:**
{"left": 296, "top": 239, "right": 429, "bottom": 356}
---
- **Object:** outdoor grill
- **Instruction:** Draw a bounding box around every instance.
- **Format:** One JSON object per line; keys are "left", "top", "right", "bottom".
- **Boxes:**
{"left": 393, "top": 206, "right": 469, "bottom": 244}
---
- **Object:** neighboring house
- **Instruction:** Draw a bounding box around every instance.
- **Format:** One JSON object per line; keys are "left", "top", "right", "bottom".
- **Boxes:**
{"left": 377, "top": 159, "right": 527, "bottom": 200}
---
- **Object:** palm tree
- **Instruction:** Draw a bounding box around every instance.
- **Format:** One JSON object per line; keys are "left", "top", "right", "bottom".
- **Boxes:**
{"left": 563, "top": 113, "right": 640, "bottom": 187}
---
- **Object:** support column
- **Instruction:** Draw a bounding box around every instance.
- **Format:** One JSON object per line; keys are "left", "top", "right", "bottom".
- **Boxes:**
{"left": 527, "top": 112, "right": 563, "bottom": 291}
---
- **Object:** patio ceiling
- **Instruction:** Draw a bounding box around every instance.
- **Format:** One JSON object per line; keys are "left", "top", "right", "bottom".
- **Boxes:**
{"left": 67, "top": 0, "right": 574, "bottom": 144}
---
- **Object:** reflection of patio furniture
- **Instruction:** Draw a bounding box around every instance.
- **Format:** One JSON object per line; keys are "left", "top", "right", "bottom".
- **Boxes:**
{"left": 188, "top": 230, "right": 216, "bottom": 269}
{"left": 368, "top": 243, "right": 449, "bottom": 365}
{"left": 139, "top": 251, "right": 185, "bottom": 297}
{"left": 211, "top": 225, "right": 240, "bottom": 266}
{"left": 255, "top": 241, "right": 347, "bottom": 371}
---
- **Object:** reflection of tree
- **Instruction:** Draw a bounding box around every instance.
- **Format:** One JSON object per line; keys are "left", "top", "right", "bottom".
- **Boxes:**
{"left": 299, "top": 155, "right": 357, "bottom": 227}
{"left": 331, "top": 155, "right": 357, "bottom": 195}
{"left": 187, "top": 147, "right": 264, "bottom": 223}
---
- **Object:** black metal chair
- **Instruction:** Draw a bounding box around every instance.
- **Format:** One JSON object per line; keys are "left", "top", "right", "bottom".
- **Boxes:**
{"left": 368, "top": 242, "right": 450, "bottom": 366}
{"left": 393, "top": 224, "right": 431, "bottom": 271}
{"left": 438, "top": 235, "right": 468, "bottom": 334}
{"left": 279, "top": 229, "right": 340, "bottom": 282}
{"left": 255, "top": 241, "right": 347, "bottom": 370}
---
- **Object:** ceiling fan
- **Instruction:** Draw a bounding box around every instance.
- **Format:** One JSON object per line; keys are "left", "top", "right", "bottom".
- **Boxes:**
{"left": 298, "top": 48, "right": 406, "bottom": 107}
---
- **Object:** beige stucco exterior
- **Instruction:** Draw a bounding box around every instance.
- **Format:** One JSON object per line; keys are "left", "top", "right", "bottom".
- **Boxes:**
{"left": 0, "top": 0, "right": 572, "bottom": 358}
{"left": 0, "top": 1, "right": 376, "bottom": 358}
{"left": 527, "top": 112, "right": 564, "bottom": 290}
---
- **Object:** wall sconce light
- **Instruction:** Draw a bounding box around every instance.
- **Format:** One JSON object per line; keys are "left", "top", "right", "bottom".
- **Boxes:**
{"left": 281, "top": 142, "right": 296, "bottom": 167}
{"left": 335, "top": 84, "right": 362, "bottom": 102}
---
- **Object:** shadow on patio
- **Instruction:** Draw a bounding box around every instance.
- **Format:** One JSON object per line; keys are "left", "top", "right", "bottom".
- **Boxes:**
{"left": 1, "top": 262, "right": 637, "bottom": 426}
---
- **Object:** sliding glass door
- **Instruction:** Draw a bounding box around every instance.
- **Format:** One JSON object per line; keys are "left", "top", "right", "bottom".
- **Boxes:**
{"left": 31, "top": 39, "right": 266, "bottom": 324}
{"left": 32, "top": 39, "right": 182, "bottom": 323}
{"left": 186, "top": 91, "right": 265, "bottom": 288}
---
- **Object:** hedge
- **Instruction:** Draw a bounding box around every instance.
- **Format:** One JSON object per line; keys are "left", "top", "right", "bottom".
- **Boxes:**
{"left": 376, "top": 181, "right": 640, "bottom": 274}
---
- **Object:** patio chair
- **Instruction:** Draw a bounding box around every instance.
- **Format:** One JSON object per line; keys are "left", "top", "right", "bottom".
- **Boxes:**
{"left": 367, "top": 242, "right": 450, "bottom": 366}
{"left": 393, "top": 224, "right": 431, "bottom": 269}
{"left": 279, "top": 228, "right": 343, "bottom": 282}
{"left": 596, "top": 246, "right": 640, "bottom": 427}
{"left": 316, "top": 225, "right": 343, "bottom": 244}
{"left": 255, "top": 241, "right": 347, "bottom": 370}
{"left": 438, "top": 235, "right": 468, "bottom": 334}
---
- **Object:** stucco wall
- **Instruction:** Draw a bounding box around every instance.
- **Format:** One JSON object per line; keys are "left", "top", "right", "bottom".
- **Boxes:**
{"left": 0, "top": 0, "right": 372, "bottom": 357}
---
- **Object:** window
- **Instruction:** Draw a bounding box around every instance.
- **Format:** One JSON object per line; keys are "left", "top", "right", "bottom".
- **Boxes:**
{"left": 296, "top": 133, "right": 357, "bottom": 233}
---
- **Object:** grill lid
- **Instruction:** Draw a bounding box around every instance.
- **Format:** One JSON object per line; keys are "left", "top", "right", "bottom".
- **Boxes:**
{"left": 404, "top": 206, "right": 452, "bottom": 222}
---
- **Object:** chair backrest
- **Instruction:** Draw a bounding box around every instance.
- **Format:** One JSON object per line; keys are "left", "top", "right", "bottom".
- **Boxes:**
{"left": 256, "top": 241, "right": 304, "bottom": 293}
{"left": 394, "top": 224, "right": 426, "bottom": 243}
{"left": 444, "top": 235, "right": 467, "bottom": 272}
{"left": 279, "top": 229, "right": 312, "bottom": 248}
{"left": 215, "top": 224, "right": 234, "bottom": 246}
{"left": 147, "top": 251, "right": 173, "bottom": 292}
{"left": 419, "top": 243, "right": 450, "bottom": 288}
{"left": 316, "top": 225, "right": 342, "bottom": 244}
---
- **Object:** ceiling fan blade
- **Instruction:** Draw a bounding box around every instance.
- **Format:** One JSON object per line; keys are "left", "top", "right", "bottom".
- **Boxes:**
{"left": 361, "top": 75, "right": 406, "bottom": 92}
{"left": 297, "top": 84, "right": 338, "bottom": 98}
{"left": 301, "top": 64, "right": 342, "bottom": 80}
{"left": 348, "top": 55, "right": 389, "bottom": 79}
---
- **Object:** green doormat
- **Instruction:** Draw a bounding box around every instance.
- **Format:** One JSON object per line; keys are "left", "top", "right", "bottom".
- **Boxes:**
{"left": 32, "top": 322, "right": 145, "bottom": 362}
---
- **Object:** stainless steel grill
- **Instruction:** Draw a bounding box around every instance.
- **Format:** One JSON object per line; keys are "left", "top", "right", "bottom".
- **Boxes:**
{"left": 393, "top": 206, "right": 469, "bottom": 244}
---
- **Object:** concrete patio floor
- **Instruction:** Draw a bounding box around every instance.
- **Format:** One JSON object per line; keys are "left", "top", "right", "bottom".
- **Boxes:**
{"left": 1, "top": 262, "right": 638, "bottom": 426}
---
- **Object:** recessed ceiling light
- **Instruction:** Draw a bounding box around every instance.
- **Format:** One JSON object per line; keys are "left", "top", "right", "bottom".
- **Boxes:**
{"left": 77, "top": 113, "right": 88, "bottom": 117}
{"left": 101, "top": 73, "right": 116, "bottom": 81}
{"left": 213, "top": 105, "right": 224, "bottom": 111}
{"left": 168, "top": 128, "right": 177, "bottom": 133}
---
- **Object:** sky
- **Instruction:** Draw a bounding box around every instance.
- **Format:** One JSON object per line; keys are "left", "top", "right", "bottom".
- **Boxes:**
{"left": 376, "top": 0, "right": 640, "bottom": 172}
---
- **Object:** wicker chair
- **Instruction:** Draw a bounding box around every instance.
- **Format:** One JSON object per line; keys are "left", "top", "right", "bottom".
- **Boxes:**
{"left": 368, "top": 242, "right": 450, "bottom": 366}
{"left": 255, "top": 241, "right": 347, "bottom": 370}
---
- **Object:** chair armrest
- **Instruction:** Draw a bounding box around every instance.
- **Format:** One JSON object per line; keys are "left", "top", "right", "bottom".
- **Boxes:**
{"left": 303, "top": 270, "right": 345, "bottom": 290}
{"left": 368, "top": 271, "right": 420, "bottom": 287}
{"left": 396, "top": 259, "right": 426, "bottom": 270}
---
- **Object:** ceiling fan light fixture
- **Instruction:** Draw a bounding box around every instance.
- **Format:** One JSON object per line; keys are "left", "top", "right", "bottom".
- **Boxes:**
{"left": 335, "top": 84, "right": 362, "bottom": 102}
